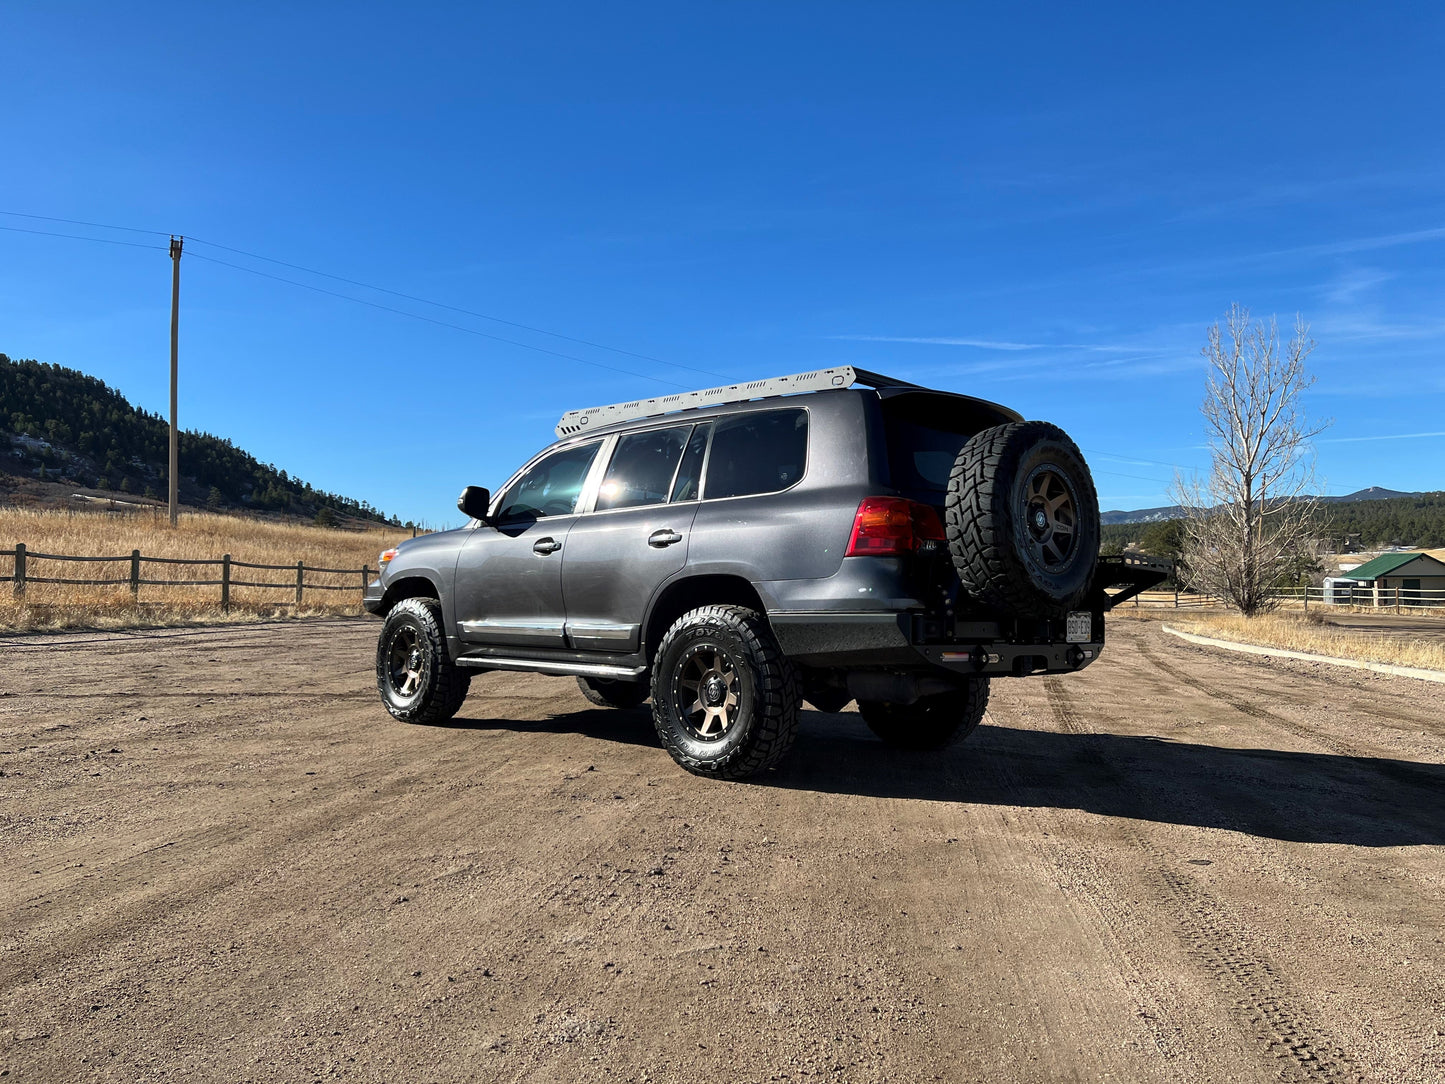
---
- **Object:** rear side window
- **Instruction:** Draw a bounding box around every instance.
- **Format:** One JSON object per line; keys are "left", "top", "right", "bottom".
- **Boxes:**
{"left": 669, "top": 423, "right": 710, "bottom": 502}
{"left": 704, "top": 409, "right": 808, "bottom": 500}
{"left": 596, "top": 425, "right": 691, "bottom": 511}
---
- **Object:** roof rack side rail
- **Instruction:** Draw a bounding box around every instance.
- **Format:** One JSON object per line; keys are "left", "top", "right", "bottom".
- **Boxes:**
{"left": 554, "top": 366, "right": 919, "bottom": 437}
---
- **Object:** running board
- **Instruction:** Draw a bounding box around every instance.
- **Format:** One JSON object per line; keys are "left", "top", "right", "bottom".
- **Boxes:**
{"left": 456, "top": 657, "right": 647, "bottom": 680}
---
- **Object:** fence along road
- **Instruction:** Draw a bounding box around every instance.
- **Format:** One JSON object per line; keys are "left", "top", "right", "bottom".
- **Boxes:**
{"left": 2, "top": 543, "right": 372, "bottom": 609}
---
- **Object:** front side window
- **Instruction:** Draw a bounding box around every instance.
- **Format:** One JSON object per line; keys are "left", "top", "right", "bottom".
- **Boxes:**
{"left": 704, "top": 409, "right": 808, "bottom": 500}
{"left": 493, "top": 441, "right": 601, "bottom": 522}
{"left": 596, "top": 425, "right": 691, "bottom": 511}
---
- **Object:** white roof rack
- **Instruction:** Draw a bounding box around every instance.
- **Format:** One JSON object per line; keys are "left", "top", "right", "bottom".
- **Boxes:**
{"left": 555, "top": 366, "right": 917, "bottom": 438}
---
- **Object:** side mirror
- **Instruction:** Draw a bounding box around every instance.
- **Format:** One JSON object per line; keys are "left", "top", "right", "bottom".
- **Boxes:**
{"left": 457, "top": 485, "right": 492, "bottom": 523}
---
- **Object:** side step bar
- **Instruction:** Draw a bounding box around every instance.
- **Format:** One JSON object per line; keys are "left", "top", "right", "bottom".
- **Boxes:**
{"left": 456, "top": 656, "right": 647, "bottom": 681}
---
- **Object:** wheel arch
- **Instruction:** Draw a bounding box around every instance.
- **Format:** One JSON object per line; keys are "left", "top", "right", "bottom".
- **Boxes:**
{"left": 379, "top": 574, "right": 442, "bottom": 615}
{"left": 642, "top": 574, "right": 766, "bottom": 664}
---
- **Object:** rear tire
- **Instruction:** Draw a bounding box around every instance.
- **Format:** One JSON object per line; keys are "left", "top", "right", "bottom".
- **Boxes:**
{"left": 650, "top": 605, "right": 801, "bottom": 779}
{"left": 859, "top": 678, "right": 989, "bottom": 750}
{"left": 946, "top": 421, "right": 1099, "bottom": 618}
{"left": 376, "top": 598, "right": 471, "bottom": 724}
{"left": 576, "top": 675, "right": 649, "bottom": 709}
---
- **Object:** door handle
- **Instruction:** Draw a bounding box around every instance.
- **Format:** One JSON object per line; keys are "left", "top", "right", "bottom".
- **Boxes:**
{"left": 648, "top": 529, "right": 683, "bottom": 548}
{"left": 533, "top": 538, "right": 562, "bottom": 555}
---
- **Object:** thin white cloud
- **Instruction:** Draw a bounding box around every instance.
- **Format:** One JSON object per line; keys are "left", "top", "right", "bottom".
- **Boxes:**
{"left": 831, "top": 334, "right": 1141, "bottom": 353}
{"left": 1315, "top": 431, "right": 1445, "bottom": 444}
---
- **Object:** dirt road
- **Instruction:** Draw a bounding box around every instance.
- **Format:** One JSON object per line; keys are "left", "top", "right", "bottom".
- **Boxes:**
{"left": 2, "top": 617, "right": 1441, "bottom": 1083}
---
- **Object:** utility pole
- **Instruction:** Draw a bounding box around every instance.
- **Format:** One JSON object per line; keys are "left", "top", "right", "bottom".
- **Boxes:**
{"left": 168, "top": 235, "right": 183, "bottom": 526}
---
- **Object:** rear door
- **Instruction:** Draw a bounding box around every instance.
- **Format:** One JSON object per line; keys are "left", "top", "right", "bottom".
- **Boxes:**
{"left": 561, "top": 423, "right": 705, "bottom": 652}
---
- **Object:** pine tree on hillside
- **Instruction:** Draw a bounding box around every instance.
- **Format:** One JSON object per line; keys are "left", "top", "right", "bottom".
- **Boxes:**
{"left": 0, "top": 353, "right": 391, "bottom": 522}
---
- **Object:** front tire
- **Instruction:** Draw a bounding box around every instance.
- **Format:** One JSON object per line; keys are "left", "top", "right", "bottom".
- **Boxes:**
{"left": 859, "top": 678, "right": 989, "bottom": 750}
{"left": 376, "top": 597, "right": 471, "bottom": 724}
{"left": 650, "top": 605, "right": 801, "bottom": 779}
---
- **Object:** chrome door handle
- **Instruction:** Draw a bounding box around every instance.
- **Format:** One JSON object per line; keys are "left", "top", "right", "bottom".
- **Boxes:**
{"left": 648, "top": 529, "right": 683, "bottom": 548}
{"left": 533, "top": 538, "right": 562, "bottom": 555}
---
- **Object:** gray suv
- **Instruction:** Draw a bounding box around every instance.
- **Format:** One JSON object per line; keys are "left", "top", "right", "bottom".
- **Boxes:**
{"left": 364, "top": 368, "right": 1160, "bottom": 779}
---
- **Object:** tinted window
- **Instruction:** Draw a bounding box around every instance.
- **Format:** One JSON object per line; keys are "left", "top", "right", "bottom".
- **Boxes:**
{"left": 669, "top": 423, "right": 710, "bottom": 502}
{"left": 704, "top": 410, "right": 807, "bottom": 499}
{"left": 886, "top": 419, "right": 967, "bottom": 493}
{"left": 596, "top": 425, "right": 691, "bottom": 511}
{"left": 494, "top": 442, "right": 600, "bottom": 521}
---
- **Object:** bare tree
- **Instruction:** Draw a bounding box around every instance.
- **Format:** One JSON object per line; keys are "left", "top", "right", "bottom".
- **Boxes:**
{"left": 1172, "top": 305, "right": 1330, "bottom": 616}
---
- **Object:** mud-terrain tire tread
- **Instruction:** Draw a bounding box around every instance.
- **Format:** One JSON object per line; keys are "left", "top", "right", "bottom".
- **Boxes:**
{"left": 859, "top": 678, "right": 990, "bottom": 750}
{"left": 576, "top": 675, "right": 649, "bottom": 709}
{"left": 945, "top": 420, "right": 1099, "bottom": 618}
{"left": 650, "top": 605, "right": 801, "bottom": 780}
{"left": 376, "top": 597, "right": 471, "bottom": 724}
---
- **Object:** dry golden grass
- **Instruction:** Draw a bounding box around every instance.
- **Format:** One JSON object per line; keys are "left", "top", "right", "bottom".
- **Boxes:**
{"left": 0, "top": 507, "right": 415, "bottom": 631}
{"left": 1173, "top": 611, "right": 1445, "bottom": 673}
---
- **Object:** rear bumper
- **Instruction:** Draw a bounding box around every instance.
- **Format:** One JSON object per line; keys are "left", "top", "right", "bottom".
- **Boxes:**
{"left": 768, "top": 610, "right": 1103, "bottom": 676}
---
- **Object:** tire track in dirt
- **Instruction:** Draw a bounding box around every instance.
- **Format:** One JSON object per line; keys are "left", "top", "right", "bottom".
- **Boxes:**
{"left": 0, "top": 753, "right": 469, "bottom": 990}
{"left": 1134, "top": 628, "right": 1442, "bottom": 797}
{"left": 964, "top": 705, "right": 1210, "bottom": 1077}
{"left": 1042, "top": 676, "right": 1364, "bottom": 1083}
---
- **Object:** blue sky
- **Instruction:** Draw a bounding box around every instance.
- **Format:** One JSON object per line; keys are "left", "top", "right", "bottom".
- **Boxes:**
{"left": 2, "top": 3, "right": 1443, "bottom": 526}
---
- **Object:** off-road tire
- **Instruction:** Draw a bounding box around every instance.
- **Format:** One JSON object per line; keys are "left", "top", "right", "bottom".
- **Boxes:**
{"left": 859, "top": 678, "right": 990, "bottom": 750}
{"left": 946, "top": 421, "right": 1099, "bottom": 618}
{"left": 576, "top": 675, "right": 649, "bottom": 709}
{"left": 650, "top": 605, "right": 801, "bottom": 780}
{"left": 376, "top": 597, "right": 471, "bottom": 724}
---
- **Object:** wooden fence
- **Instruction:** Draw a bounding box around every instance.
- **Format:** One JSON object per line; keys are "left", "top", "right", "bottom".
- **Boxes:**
{"left": 1128, "top": 585, "right": 1445, "bottom": 612}
{"left": 1, "top": 543, "right": 371, "bottom": 612}
{"left": 1125, "top": 589, "right": 1223, "bottom": 609}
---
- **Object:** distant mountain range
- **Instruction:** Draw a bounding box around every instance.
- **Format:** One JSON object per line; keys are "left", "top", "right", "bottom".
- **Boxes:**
{"left": 1101, "top": 488, "right": 1423, "bottom": 525}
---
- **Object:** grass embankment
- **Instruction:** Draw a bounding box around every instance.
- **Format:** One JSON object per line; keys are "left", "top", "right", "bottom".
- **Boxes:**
{"left": 1171, "top": 611, "right": 1445, "bottom": 673}
{"left": 0, "top": 508, "right": 413, "bottom": 631}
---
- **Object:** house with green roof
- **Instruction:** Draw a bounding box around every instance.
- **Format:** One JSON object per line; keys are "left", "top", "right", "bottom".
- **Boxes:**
{"left": 1332, "top": 552, "right": 1445, "bottom": 606}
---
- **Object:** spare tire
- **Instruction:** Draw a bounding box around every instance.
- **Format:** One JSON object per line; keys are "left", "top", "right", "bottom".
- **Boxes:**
{"left": 945, "top": 421, "right": 1099, "bottom": 618}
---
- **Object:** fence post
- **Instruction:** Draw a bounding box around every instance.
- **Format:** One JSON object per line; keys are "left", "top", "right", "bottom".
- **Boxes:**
{"left": 1396, "top": 586, "right": 1401, "bottom": 615}
{"left": 361, "top": 564, "right": 370, "bottom": 594}
{"left": 1173, "top": 587, "right": 1178, "bottom": 608}
{"left": 1303, "top": 585, "right": 1308, "bottom": 613}
{"left": 12, "top": 543, "right": 24, "bottom": 597}
{"left": 221, "top": 554, "right": 231, "bottom": 613}
{"left": 130, "top": 549, "right": 141, "bottom": 596}
{"left": 296, "top": 561, "right": 305, "bottom": 606}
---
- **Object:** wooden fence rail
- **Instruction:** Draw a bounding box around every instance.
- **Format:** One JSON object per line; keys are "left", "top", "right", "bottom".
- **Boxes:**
{"left": 1, "top": 543, "right": 372, "bottom": 611}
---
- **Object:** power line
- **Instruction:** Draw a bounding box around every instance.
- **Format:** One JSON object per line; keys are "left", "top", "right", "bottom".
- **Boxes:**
{"left": 185, "top": 250, "right": 694, "bottom": 389}
{"left": 0, "top": 210, "right": 172, "bottom": 237}
{"left": 1, "top": 207, "right": 717, "bottom": 388}
{"left": 186, "top": 235, "right": 726, "bottom": 381}
{"left": 0, "top": 223, "right": 166, "bottom": 250}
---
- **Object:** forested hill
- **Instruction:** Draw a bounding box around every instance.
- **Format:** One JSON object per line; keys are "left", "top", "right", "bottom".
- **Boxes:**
{"left": 1, "top": 354, "right": 395, "bottom": 523}
{"left": 1102, "top": 491, "right": 1445, "bottom": 554}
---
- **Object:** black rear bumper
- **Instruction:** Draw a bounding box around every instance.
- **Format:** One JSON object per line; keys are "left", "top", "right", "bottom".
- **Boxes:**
{"left": 768, "top": 610, "right": 1103, "bottom": 677}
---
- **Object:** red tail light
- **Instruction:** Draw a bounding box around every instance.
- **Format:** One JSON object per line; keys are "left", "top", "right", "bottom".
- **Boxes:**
{"left": 846, "top": 497, "right": 945, "bottom": 556}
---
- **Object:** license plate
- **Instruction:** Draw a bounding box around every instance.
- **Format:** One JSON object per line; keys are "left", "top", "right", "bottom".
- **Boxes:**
{"left": 1066, "top": 612, "right": 1091, "bottom": 643}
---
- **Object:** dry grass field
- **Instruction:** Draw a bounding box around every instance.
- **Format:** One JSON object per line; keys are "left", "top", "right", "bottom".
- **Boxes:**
{"left": 1173, "top": 609, "right": 1445, "bottom": 672}
{"left": 0, "top": 507, "right": 414, "bottom": 630}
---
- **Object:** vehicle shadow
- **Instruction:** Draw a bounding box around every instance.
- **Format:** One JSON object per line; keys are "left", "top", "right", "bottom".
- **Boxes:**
{"left": 765, "top": 711, "right": 1445, "bottom": 848}
{"left": 443, "top": 705, "right": 1445, "bottom": 847}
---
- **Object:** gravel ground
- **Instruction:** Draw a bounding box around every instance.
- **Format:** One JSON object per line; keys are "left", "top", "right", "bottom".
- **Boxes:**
{"left": 1, "top": 616, "right": 1441, "bottom": 1083}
